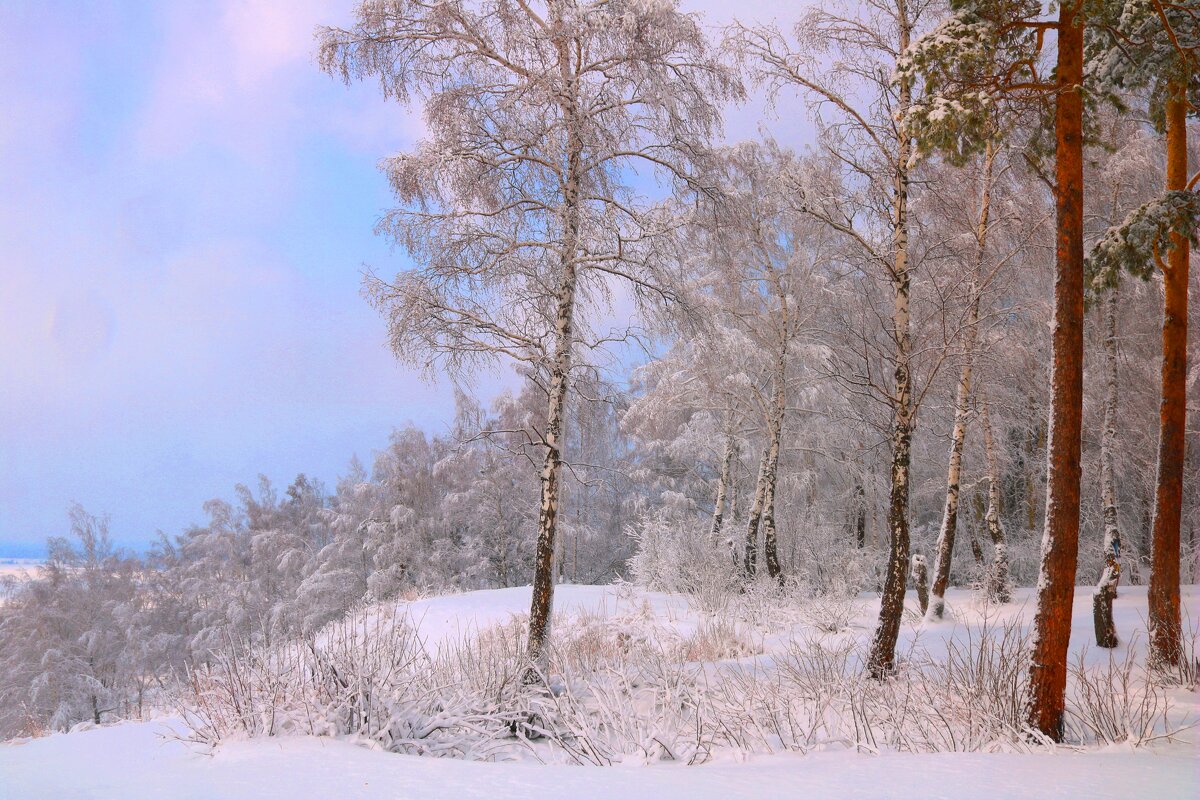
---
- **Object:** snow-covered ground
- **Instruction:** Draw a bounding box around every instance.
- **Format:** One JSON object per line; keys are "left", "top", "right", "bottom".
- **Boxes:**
{"left": 2, "top": 584, "right": 1197, "bottom": 800}
{"left": 2, "top": 715, "right": 1194, "bottom": 800}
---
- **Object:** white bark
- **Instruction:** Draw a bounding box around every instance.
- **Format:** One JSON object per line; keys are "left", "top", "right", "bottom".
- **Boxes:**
{"left": 867, "top": 3, "right": 914, "bottom": 677}
{"left": 979, "top": 387, "right": 1010, "bottom": 603}
{"left": 1099, "top": 284, "right": 1122, "bottom": 590}
{"left": 928, "top": 141, "right": 996, "bottom": 620}
{"left": 1094, "top": 286, "right": 1121, "bottom": 647}
{"left": 710, "top": 415, "right": 737, "bottom": 540}
{"left": 527, "top": 18, "right": 585, "bottom": 672}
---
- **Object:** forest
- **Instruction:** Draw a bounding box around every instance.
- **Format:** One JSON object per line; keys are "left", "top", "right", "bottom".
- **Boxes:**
{"left": 1, "top": 0, "right": 1197, "bottom": 786}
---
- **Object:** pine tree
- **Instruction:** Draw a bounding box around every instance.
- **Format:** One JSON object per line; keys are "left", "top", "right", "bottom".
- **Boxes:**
{"left": 1088, "top": 0, "right": 1199, "bottom": 671}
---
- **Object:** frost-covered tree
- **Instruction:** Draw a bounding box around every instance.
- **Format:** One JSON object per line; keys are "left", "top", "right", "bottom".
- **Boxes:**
{"left": 1080, "top": 116, "right": 1162, "bottom": 647}
{"left": 0, "top": 507, "right": 139, "bottom": 734}
{"left": 317, "top": 0, "right": 740, "bottom": 673}
{"left": 917, "top": 97, "right": 1055, "bottom": 615}
{"left": 622, "top": 317, "right": 758, "bottom": 551}
{"left": 709, "top": 142, "right": 832, "bottom": 585}
{"left": 729, "top": 0, "right": 954, "bottom": 677}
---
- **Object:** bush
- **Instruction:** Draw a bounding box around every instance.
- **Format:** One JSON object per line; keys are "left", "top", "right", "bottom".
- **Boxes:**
{"left": 178, "top": 596, "right": 1191, "bottom": 764}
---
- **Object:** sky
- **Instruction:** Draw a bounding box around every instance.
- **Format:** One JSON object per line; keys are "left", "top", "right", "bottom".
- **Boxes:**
{"left": 0, "top": 0, "right": 811, "bottom": 555}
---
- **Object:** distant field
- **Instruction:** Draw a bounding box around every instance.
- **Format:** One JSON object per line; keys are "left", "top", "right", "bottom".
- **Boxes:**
{"left": 0, "top": 560, "right": 42, "bottom": 592}
{"left": 0, "top": 557, "right": 43, "bottom": 568}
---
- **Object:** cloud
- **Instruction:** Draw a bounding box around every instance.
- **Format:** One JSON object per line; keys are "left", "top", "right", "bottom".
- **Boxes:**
{"left": 133, "top": 0, "right": 422, "bottom": 162}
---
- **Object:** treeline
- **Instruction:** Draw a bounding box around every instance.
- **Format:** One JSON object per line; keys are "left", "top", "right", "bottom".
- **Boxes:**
{"left": 0, "top": 387, "right": 631, "bottom": 737}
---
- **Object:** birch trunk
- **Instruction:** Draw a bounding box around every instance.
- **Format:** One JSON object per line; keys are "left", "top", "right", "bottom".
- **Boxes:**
{"left": 1148, "top": 77, "right": 1189, "bottom": 671}
{"left": 710, "top": 417, "right": 737, "bottom": 540}
{"left": 928, "top": 141, "right": 995, "bottom": 620}
{"left": 980, "top": 388, "right": 1010, "bottom": 603}
{"left": 969, "top": 523, "right": 985, "bottom": 569}
{"left": 761, "top": 346, "right": 787, "bottom": 584}
{"left": 866, "top": 7, "right": 913, "bottom": 677}
{"left": 744, "top": 316, "right": 788, "bottom": 582}
{"left": 743, "top": 393, "right": 784, "bottom": 580}
{"left": 854, "top": 483, "right": 867, "bottom": 549}
{"left": 526, "top": 23, "right": 583, "bottom": 675}
{"left": 927, "top": 320, "right": 974, "bottom": 620}
{"left": 911, "top": 554, "right": 929, "bottom": 616}
{"left": 1026, "top": 9, "right": 1086, "bottom": 741}
{"left": 744, "top": 444, "right": 768, "bottom": 578}
{"left": 1094, "top": 287, "right": 1121, "bottom": 648}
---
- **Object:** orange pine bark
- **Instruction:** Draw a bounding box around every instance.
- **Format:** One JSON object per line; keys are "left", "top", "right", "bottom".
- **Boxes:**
{"left": 1147, "top": 77, "right": 1189, "bottom": 670}
{"left": 1025, "top": 8, "right": 1085, "bottom": 742}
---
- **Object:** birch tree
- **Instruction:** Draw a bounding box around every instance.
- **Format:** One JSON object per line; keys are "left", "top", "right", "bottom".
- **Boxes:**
{"left": 923, "top": 126, "right": 1051, "bottom": 619}
{"left": 1092, "top": 286, "right": 1122, "bottom": 647}
{"left": 926, "top": 142, "right": 998, "bottom": 620}
{"left": 317, "top": 0, "right": 738, "bottom": 673}
{"left": 977, "top": 386, "right": 1011, "bottom": 602}
{"left": 1082, "top": 118, "right": 1161, "bottom": 647}
{"left": 729, "top": 0, "right": 951, "bottom": 676}
{"left": 710, "top": 142, "right": 829, "bottom": 585}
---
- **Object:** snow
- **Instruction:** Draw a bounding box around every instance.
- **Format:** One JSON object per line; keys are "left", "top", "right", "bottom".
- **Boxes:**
{"left": 401, "top": 584, "right": 692, "bottom": 651}
{"left": 1, "top": 716, "right": 1195, "bottom": 800}
{"left": 2, "top": 583, "right": 1198, "bottom": 800}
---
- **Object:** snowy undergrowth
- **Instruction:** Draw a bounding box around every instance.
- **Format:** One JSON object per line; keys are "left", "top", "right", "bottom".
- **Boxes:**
{"left": 175, "top": 585, "right": 1198, "bottom": 766}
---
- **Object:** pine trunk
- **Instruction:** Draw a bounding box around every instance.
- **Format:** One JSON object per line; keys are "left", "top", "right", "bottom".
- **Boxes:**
{"left": 1094, "top": 287, "right": 1121, "bottom": 648}
{"left": 1148, "top": 77, "right": 1188, "bottom": 671}
{"left": 1026, "top": 10, "right": 1085, "bottom": 742}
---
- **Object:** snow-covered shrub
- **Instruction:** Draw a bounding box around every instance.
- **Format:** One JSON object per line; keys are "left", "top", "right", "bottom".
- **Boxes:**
{"left": 801, "top": 595, "right": 859, "bottom": 633}
{"left": 1164, "top": 615, "right": 1200, "bottom": 690}
{"left": 179, "top": 605, "right": 518, "bottom": 756}
{"left": 789, "top": 520, "right": 879, "bottom": 598}
{"left": 177, "top": 593, "right": 1192, "bottom": 764}
{"left": 906, "top": 618, "right": 1030, "bottom": 750}
{"left": 627, "top": 510, "right": 738, "bottom": 611}
{"left": 678, "top": 617, "right": 757, "bottom": 663}
{"left": 706, "top": 633, "right": 862, "bottom": 754}
{"left": 1065, "top": 637, "right": 1181, "bottom": 747}
{"left": 701, "top": 617, "right": 1183, "bottom": 755}
{"left": 532, "top": 651, "right": 715, "bottom": 765}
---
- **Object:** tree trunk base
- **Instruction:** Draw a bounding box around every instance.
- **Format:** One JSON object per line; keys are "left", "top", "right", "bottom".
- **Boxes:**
{"left": 911, "top": 555, "right": 929, "bottom": 617}
{"left": 1093, "top": 586, "right": 1118, "bottom": 648}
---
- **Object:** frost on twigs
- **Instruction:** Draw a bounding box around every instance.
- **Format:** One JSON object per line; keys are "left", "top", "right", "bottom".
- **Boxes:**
{"left": 1085, "top": 190, "right": 1200, "bottom": 297}
{"left": 173, "top": 591, "right": 1194, "bottom": 762}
